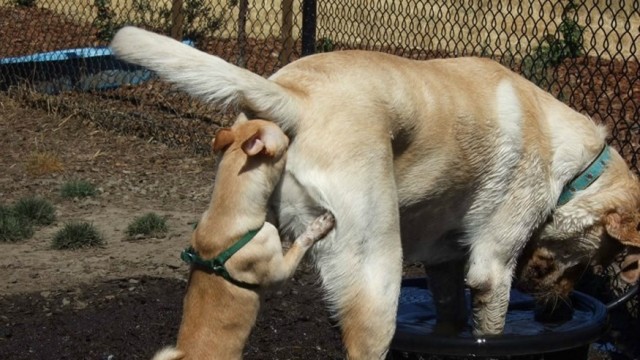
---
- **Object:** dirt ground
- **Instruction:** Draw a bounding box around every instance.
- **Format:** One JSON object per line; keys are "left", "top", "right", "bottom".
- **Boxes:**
{"left": 0, "top": 93, "right": 345, "bottom": 359}
{"left": 0, "top": 5, "right": 637, "bottom": 358}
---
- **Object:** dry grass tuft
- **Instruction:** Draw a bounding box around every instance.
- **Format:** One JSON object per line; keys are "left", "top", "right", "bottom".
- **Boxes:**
{"left": 26, "top": 151, "right": 64, "bottom": 176}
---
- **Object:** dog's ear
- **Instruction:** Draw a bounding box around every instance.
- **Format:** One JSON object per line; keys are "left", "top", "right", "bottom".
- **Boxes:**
{"left": 604, "top": 212, "right": 640, "bottom": 284}
{"left": 212, "top": 128, "right": 234, "bottom": 152}
{"left": 241, "top": 123, "right": 289, "bottom": 158}
{"left": 604, "top": 212, "right": 640, "bottom": 247}
{"left": 620, "top": 250, "right": 640, "bottom": 284}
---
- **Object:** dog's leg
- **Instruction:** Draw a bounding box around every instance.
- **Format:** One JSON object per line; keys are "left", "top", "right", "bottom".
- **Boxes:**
{"left": 317, "top": 228, "right": 402, "bottom": 360}
{"left": 467, "top": 255, "right": 514, "bottom": 335}
{"left": 310, "top": 166, "right": 402, "bottom": 358}
{"left": 268, "top": 212, "right": 335, "bottom": 283}
{"left": 466, "top": 203, "right": 548, "bottom": 335}
{"left": 424, "top": 259, "right": 469, "bottom": 334}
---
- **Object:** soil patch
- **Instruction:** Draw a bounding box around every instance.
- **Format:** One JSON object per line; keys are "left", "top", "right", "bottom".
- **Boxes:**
{"left": 0, "top": 93, "right": 346, "bottom": 359}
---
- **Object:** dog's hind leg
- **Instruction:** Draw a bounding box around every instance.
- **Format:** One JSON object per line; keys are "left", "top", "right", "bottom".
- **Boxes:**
{"left": 316, "top": 226, "right": 403, "bottom": 359}
{"left": 309, "top": 163, "right": 402, "bottom": 359}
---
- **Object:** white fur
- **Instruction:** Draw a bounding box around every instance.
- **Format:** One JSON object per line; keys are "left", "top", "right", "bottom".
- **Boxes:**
{"left": 111, "top": 27, "right": 301, "bottom": 132}
{"left": 495, "top": 80, "right": 523, "bottom": 146}
{"left": 152, "top": 347, "right": 183, "bottom": 360}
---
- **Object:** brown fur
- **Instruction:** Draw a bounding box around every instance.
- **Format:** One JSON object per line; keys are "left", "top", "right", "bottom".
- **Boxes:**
{"left": 152, "top": 120, "right": 334, "bottom": 360}
{"left": 517, "top": 149, "right": 640, "bottom": 299}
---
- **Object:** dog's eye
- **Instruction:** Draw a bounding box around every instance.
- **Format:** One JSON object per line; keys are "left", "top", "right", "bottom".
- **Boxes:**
{"left": 636, "top": 222, "right": 640, "bottom": 232}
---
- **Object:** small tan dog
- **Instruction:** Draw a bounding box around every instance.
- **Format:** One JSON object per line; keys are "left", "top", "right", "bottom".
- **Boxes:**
{"left": 153, "top": 119, "right": 334, "bottom": 360}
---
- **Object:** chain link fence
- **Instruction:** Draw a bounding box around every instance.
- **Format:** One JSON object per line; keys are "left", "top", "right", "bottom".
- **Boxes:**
{"left": 0, "top": 1, "right": 639, "bottom": 357}
{"left": 0, "top": 0, "right": 638, "bottom": 163}
{"left": 317, "top": 0, "right": 640, "bottom": 171}
{"left": 0, "top": 0, "right": 309, "bottom": 153}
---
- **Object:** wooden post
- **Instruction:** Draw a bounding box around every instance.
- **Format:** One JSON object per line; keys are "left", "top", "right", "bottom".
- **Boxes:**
{"left": 280, "top": 0, "right": 294, "bottom": 64}
{"left": 170, "top": 0, "right": 184, "bottom": 40}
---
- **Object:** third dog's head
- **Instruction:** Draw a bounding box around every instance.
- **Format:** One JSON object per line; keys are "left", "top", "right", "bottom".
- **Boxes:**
{"left": 516, "top": 149, "right": 640, "bottom": 303}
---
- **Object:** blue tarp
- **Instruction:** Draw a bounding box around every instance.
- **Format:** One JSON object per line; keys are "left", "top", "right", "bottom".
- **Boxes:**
{"left": 0, "top": 47, "right": 113, "bottom": 64}
{"left": 0, "top": 40, "right": 194, "bottom": 93}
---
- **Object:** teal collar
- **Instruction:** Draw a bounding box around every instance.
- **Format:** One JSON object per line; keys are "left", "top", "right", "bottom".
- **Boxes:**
{"left": 181, "top": 227, "right": 262, "bottom": 290}
{"left": 557, "top": 146, "right": 611, "bottom": 206}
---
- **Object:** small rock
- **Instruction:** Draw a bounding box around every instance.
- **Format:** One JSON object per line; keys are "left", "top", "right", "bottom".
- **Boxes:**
{"left": 74, "top": 301, "right": 88, "bottom": 310}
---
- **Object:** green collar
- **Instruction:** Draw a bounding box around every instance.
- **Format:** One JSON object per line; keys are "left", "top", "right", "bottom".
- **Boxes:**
{"left": 557, "top": 145, "right": 611, "bottom": 206}
{"left": 181, "top": 227, "right": 262, "bottom": 290}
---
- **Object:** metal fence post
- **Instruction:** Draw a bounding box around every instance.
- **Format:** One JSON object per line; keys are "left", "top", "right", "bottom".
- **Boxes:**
{"left": 280, "top": 0, "right": 295, "bottom": 64}
{"left": 301, "top": 0, "right": 316, "bottom": 56}
{"left": 237, "top": 0, "right": 248, "bottom": 67}
{"left": 170, "top": 0, "right": 184, "bottom": 40}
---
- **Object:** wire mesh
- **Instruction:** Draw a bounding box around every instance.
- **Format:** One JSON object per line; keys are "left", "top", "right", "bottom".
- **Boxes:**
{"left": 317, "top": 0, "right": 640, "bottom": 173}
{"left": 0, "top": 0, "right": 639, "bottom": 357}
{"left": 0, "top": 0, "right": 637, "bottom": 166}
{"left": 0, "top": 0, "right": 307, "bottom": 151}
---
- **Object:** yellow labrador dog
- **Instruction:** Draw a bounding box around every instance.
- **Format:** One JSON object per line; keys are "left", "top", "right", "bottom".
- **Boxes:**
{"left": 111, "top": 27, "right": 640, "bottom": 359}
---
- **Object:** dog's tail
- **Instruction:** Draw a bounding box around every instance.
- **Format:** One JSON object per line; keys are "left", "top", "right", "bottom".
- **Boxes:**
{"left": 110, "top": 26, "right": 301, "bottom": 132}
{"left": 151, "top": 347, "right": 184, "bottom": 360}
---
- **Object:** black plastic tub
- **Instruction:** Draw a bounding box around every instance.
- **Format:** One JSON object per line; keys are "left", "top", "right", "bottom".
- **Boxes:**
{"left": 389, "top": 277, "right": 610, "bottom": 359}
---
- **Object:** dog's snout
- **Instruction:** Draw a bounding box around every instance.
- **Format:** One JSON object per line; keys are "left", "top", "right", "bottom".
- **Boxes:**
{"left": 517, "top": 248, "right": 558, "bottom": 289}
{"left": 533, "top": 250, "right": 554, "bottom": 263}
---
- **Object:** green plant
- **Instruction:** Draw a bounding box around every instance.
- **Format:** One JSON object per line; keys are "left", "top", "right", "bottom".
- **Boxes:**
{"left": 13, "top": 0, "right": 37, "bottom": 7}
{"left": 130, "top": 0, "right": 171, "bottom": 32}
{"left": 0, "top": 205, "right": 34, "bottom": 242}
{"left": 13, "top": 196, "right": 56, "bottom": 226}
{"left": 316, "top": 37, "right": 335, "bottom": 53}
{"left": 91, "top": 0, "right": 231, "bottom": 44}
{"left": 93, "top": 0, "right": 120, "bottom": 41}
{"left": 126, "top": 212, "right": 168, "bottom": 239}
{"left": 182, "top": 0, "right": 226, "bottom": 42}
{"left": 522, "top": 0, "right": 584, "bottom": 87}
{"left": 52, "top": 222, "right": 104, "bottom": 249}
{"left": 60, "top": 180, "right": 97, "bottom": 199}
